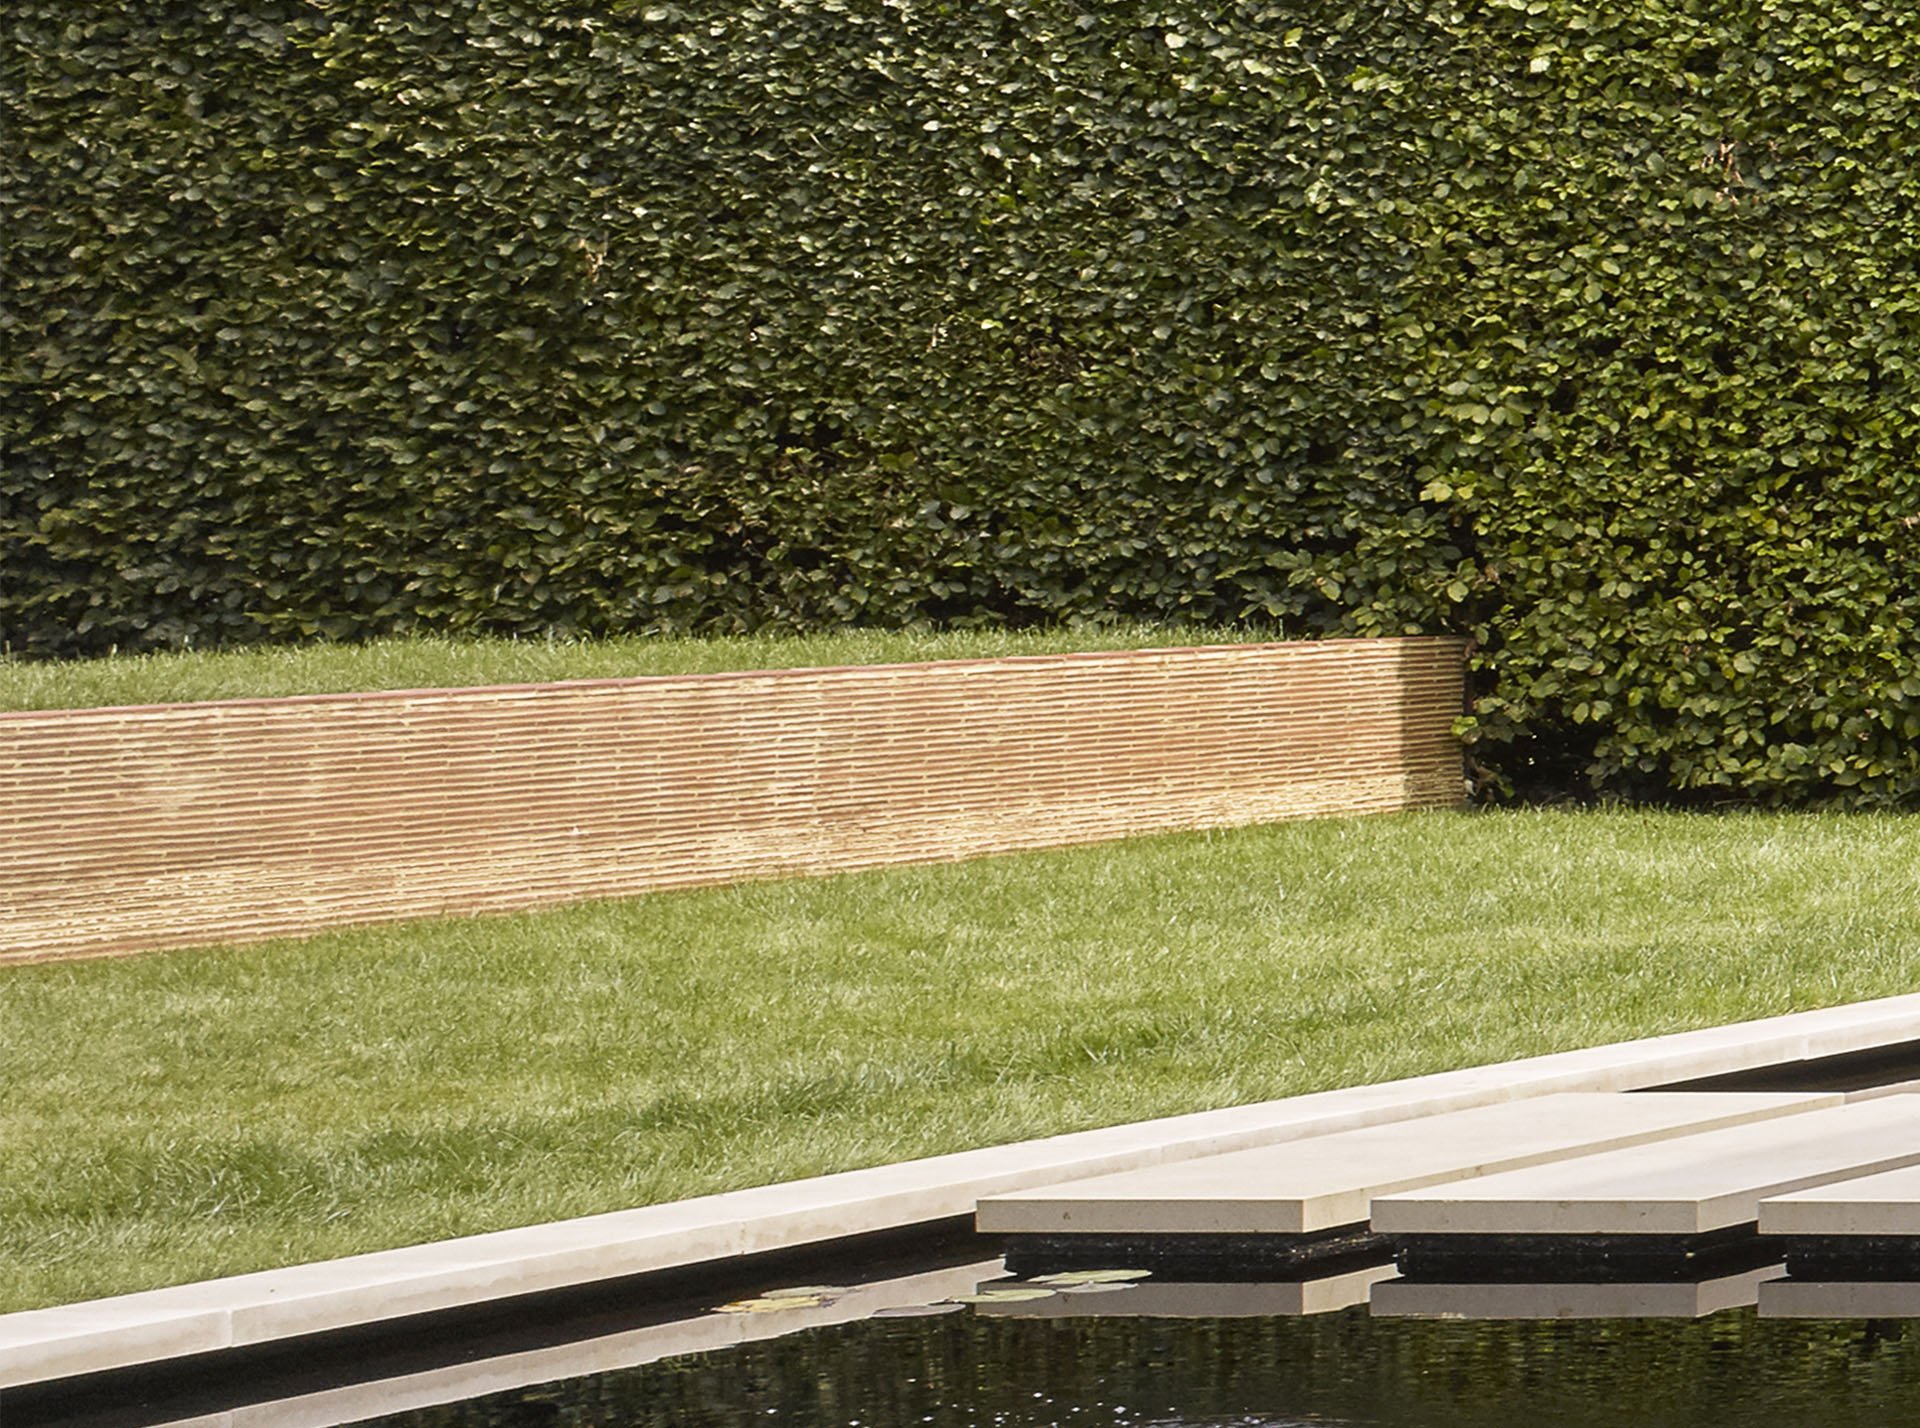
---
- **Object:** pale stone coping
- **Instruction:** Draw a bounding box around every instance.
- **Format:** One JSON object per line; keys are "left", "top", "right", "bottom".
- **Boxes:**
{"left": 1759, "top": 1160, "right": 1920, "bottom": 1236}
{"left": 1371, "top": 1265, "right": 1782, "bottom": 1320}
{"left": 977, "top": 1091, "right": 1839, "bottom": 1236}
{"left": 8, "top": 990, "right": 1920, "bottom": 1390}
{"left": 1842, "top": 1077, "right": 1920, "bottom": 1102}
{"left": 1370, "top": 1098, "right": 1920, "bottom": 1237}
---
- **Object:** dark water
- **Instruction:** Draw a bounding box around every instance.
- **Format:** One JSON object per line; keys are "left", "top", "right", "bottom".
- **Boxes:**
{"left": 367, "top": 1306, "right": 1920, "bottom": 1428}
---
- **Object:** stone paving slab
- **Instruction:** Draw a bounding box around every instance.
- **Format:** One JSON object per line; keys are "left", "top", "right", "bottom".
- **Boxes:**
{"left": 1372, "top": 1098, "right": 1920, "bottom": 1237}
{"left": 1843, "top": 1078, "right": 1920, "bottom": 1103}
{"left": 1760, "top": 1161, "right": 1920, "bottom": 1237}
{"left": 978, "top": 1092, "right": 1836, "bottom": 1236}
{"left": 131, "top": 1260, "right": 1005, "bottom": 1428}
{"left": 0, "top": 1305, "right": 229, "bottom": 1393}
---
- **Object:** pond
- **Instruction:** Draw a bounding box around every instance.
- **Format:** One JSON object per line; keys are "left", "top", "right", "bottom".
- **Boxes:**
{"left": 365, "top": 1288, "right": 1920, "bottom": 1428}
{"left": 33, "top": 1244, "right": 1920, "bottom": 1428}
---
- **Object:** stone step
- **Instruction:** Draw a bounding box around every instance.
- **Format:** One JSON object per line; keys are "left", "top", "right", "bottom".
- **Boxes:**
{"left": 1760, "top": 1161, "right": 1920, "bottom": 1237}
{"left": 978, "top": 1091, "right": 1836, "bottom": 1238}
{"left": 1756, "top": 1161, "right": 1920, "bottom": 1278}
{"left": 1372, "top": 1097, "right": 1920, "bottom": 1240}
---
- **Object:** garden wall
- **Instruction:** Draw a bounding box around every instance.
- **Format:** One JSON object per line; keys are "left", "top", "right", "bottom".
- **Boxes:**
{"left": 0, "top": 638, "right": 1464, "bottom": 964}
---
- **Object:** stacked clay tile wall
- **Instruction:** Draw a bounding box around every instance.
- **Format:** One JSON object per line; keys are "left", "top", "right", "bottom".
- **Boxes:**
{"left": 0, "top": 638, "right": 1465, "bottom": 964}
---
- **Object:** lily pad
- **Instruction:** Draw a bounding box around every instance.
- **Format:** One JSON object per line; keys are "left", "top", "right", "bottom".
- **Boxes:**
{"left": 871, "top": 1302, "right": 967, "bottom": 1318}
{"left": 951, "top": 1287, "right": 1058, "bottom": 1304}
{"left": 1058, "top": 1281, "right": 1138, "bottom": 1295}
{"left": 715, "top": 1293, "right": 831, "bottom": 1314}
{"left": 1030, "top": 1268, "right": 1153, "bottom": 1286}
{"left": 759, "top": 1284, "right": 847, "bottom": 1298}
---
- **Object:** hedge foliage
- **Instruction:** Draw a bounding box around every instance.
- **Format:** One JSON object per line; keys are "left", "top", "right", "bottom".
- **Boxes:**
{"left": 5, "top": 1, "right": 1919, "bottom": 803}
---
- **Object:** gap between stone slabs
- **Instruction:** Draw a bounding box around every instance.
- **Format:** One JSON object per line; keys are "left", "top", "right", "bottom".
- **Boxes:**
{"left": 8, "top": 991, "right": 1920, "bottom": 1390}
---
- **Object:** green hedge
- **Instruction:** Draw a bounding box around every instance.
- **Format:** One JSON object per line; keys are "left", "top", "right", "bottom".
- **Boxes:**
{"left": 5, "top": 1, "right": 1919, "bottom": 804}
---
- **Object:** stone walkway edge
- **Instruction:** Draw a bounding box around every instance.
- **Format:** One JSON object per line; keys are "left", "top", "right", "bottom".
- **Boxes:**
{"left": 9, "top": 991, "right": 1920, "bottom": 1389}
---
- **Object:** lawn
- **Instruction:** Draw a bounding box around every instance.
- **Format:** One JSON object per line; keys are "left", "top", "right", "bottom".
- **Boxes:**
{"left": 5, "top": 808, "right": 1920, "bottom": 1312}
{"left": 0, "top": 625, "right": 1276, "bottom": 711}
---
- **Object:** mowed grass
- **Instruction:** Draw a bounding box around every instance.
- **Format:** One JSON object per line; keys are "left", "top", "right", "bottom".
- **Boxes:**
{"left": 6, "top": 807, "right": 1920, "bottom": 1312}
{"left": 0, "top": 625, "right": 1277, "bottom": 711}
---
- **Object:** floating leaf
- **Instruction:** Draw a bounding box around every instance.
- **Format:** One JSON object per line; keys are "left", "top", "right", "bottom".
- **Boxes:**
{"left": 871, "top": 1302, "right": 966, "bottom": 1318}
{"left": 715, "top": 1293, "right": 830, "bottom": 1314}
{"left": 1030, "top": 1269, "right": 1153, "bottom": 1286}
{"left": 951, "top": 1287, "right": 1057, "bottom": 1304}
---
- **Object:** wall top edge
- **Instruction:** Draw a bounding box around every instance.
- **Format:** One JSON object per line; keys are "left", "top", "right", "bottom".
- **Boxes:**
{"left": 0, "top": 636, "right": 1469, "bottom": 725}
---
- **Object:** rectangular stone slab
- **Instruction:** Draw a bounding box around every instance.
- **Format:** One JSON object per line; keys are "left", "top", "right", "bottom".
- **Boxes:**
{"left": 1371, "top": 1097, "right": 1920, "bottom": 1237}
{"left": 978, "top": 1092, "right": 1836, "bottom": 1236}
{"left": 1759, "top": 1162, "right": 1920, "bottom": 1236}
{"left": 1373, "top": 1265, "right": 1780, "bottom": 1320}
{"left": 0, "top": 1307, "right": 229, "bottom": 1393}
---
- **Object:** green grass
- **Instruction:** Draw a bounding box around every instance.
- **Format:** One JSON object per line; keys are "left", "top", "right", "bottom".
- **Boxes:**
{"left": 5, "top": 807, "right": 1920, "bottom": 1312}
{"left": 0, "top": 625, "right": 1279, "bottom": 711}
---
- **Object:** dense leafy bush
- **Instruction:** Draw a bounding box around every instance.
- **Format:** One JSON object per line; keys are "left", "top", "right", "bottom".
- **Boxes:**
{"left": 5, "top": 1, "right": 1918, "bottom": 802}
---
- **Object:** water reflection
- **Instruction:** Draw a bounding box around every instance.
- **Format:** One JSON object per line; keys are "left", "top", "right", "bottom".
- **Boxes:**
{"left": 116, "top": 1261, "right": 1007, "bottom": 1428}
{"left": 362, "top": 1307, "right": 1920, "bottom": 1428}
{"left": 36, "top": 1261, "right": 1920, "bottom": 1428}
{"left": 1763, "top": 1279, "right": 1920, "bottom": 1318}
{"left": 1372, "top": 1264, "right": 1781, "bottom": 1320}
{"left": 976, "top": 1264, "right": 1397, "bottom": 1320}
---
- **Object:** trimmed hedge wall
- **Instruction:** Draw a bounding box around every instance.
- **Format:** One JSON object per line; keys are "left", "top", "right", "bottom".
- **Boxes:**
{"left": 4, "top": 1, "right": 1919, "bottom": 803}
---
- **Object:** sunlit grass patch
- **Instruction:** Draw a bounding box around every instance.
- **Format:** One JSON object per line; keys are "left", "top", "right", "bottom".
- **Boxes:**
{"left": 4, "top": 807, "right": 1918, "bottom": 1310}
